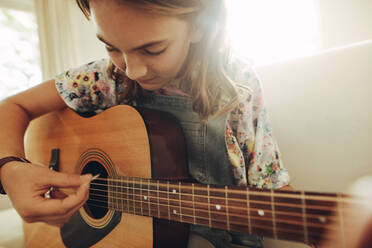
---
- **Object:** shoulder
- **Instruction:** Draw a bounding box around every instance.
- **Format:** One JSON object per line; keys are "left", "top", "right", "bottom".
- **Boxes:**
{"left": 54, "top": 58, "right": 117, "bottom": 113}
{"left": 55, "top": 58, "right": 110, "bottom": 84}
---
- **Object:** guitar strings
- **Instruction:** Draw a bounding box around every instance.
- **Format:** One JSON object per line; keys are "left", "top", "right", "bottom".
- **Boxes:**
{"left": 87, "top": 190, "right": 342, "bottom": 229}
{"left": 88, "top": 189, "right": 354, "bottom": 229}
{"left": 90, "top": 177, "right": 364, "bottom": 205}
{"left": 86, "top": 182, "right": 365, "bottom": 231}
{"left": 86, "top": 185, "right": 362, "bottom": 225}
{"left": 84, "top": 197, "right": 340, "bottom": 242}
{"left": 88, "top": 181, "right": 364, "bottom": 214}
{"left": 85, "top": 200, "right": 321, "bottom": 242}
{"left": 86, "top": 197, "right": 329, "bottom": 237}
{"left": 88, "top": 186, "right": 340, "bottom": 215}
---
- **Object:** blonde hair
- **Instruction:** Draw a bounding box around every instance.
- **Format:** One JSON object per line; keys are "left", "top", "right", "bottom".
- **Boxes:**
{"left": 76, "top": 0, "right": 238, "bottom": 121}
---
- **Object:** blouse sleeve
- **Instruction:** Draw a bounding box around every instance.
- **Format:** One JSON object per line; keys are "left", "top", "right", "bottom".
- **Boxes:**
{"left": 231, "top": 66, "right": 290, "bottom": 189}
{"left": 54, "top": 58, "right": 117, "bottom": 114}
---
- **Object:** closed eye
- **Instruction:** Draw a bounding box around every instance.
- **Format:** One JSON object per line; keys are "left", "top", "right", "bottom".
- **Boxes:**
{"left": 105, "top": 46, "right": 120, "bottom": 53}
{"left": 143, "top": 47, "right": 167, "bottom": 56}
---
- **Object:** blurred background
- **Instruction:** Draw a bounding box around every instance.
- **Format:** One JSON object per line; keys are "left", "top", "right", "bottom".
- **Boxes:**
{"left": 0, "top": 0, "right": 371, "bottom": 247}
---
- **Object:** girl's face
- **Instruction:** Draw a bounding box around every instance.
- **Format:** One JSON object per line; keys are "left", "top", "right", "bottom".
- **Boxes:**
{"left": 90, "top": 0, "right": 198, "bottom": 91}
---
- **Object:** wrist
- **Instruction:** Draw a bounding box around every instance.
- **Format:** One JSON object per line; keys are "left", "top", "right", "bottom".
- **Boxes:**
{"left": 0, "top": 156, "right": 31, "bottom": 194}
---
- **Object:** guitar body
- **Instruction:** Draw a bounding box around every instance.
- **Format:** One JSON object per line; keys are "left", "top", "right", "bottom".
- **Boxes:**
{"left": 23, "top": 105, "right": 189, "bottom": 248}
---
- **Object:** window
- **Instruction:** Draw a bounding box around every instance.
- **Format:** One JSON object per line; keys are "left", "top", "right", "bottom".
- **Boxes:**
{"left": 0, "top": 5, "right": 41, "bottom": 100}
{"left": 227, "top": 0, "right": 320, "bottom": 65}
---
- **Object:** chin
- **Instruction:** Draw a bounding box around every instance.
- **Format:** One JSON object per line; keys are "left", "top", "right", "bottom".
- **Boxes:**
{"left": 137, "top": 80, "right": 169, "bottom": 91}
{"left": 138, "top": 83, "right": 163, "bottom": 91}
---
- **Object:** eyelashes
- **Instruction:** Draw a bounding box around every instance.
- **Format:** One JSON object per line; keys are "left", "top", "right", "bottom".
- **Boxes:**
{"left": 105, "top": 46, "right": 167, "bottom": 56}
{"left": 144, "top": 47, "right": 167, "bottom": 56}
{"left": 105, "top": 46, "right": 120, "bottom": 53}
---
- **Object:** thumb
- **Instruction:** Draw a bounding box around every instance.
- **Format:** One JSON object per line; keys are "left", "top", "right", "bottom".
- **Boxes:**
{"left": 47, "top": 171, "right": 92, "bottom": 188}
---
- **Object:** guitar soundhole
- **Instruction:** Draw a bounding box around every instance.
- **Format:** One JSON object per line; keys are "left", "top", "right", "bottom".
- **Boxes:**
{"left": 82, "top": 161, "right": 109, "bottom": 219}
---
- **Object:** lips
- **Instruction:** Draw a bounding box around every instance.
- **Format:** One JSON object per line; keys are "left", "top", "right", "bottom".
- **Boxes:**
{"left": 137, "top": 77, "right": 157, "bottom": 84}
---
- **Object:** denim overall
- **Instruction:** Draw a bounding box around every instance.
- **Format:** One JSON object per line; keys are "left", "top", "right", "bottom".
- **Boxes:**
{"left": 134, "top": 93, "right": 264, "bottom": 248}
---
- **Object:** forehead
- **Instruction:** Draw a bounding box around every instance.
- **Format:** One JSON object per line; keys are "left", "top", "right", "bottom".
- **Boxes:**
{"left": 90, "top": 0, "right": 190, "bottom": 49}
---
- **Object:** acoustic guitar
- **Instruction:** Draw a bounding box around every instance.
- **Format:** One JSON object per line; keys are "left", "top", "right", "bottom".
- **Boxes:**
{"left": 23, "top": 105, "right": 370, "bottom": 247}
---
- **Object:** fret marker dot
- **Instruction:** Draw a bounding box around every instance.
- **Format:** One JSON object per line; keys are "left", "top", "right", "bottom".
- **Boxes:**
{"left": 172, "top": 189, "right": 177, "bottom": 194}
{"left": 318, "top": 216, "right": 327, "bottom": 223}
{"left": 258, "top": 210, "right": 265, "bottom": 216}
{"left": 144, "top": 196, "right": 147, "bottom": 200}
{"left": 216, "top": 205, "right": 221, "bottom": 210}
{"left": 173, "top": 210, "right": 177, "bottom": 214}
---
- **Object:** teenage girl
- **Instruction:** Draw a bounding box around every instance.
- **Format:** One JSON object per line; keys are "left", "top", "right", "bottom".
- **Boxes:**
{"left": 0, "top": 0, "right": 290, "bottom": 247}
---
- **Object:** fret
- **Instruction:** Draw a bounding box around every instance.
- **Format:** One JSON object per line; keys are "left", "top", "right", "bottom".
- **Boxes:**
{"left": 192, "top": 183, "right": 196, "bottom": 225}
{"left": 337, "top": 193, "right": 345, "bottom": 248}
{"left": 194, "top": 185, "right": 211, "bottom": 227}
{"left": 245, "top": 189, "right": 276, "bottom": 237}
{"left": 225, "top": 186, "right": 230, "bottom": 231}
{"left": 305, "top": 192, "right": 335, "bottom": 243}
{"left": 210, "top": 186, "right": 234, "bottom": 231}
{"left": 126, "top": 177, "right": 130, "bottom": 213}
{"left": 273, "top": 190, "right": 309, "bottom": 243}
{"left": 157, "top": 180, "right": 160, "bottom": 218}
{"left": 207, "top": 185, "right": 212, "bottom": 228}
{"left": 271, "top": 189, "right": 277, "bottom": 239}
{"left": 147, "top": 179, "right": 151, "bottom": 217}
{"left": 140, "top": 179, "right": 143, "bottom": 216}
{"left": 156, "top": 182, "right": 169, "bottom": 219}
{"left": 120, "top": 176, "right": 123, "bottom": 212}
{"left": 246, "top": 187, "right": 252, "bottom": 234}
{"left": 167, "top": 181, "right": 171, "bottom": 220}
{"left": 179, "top": 182, "right": 182, "bottom": 222}
{"left": 132, "top": 178, "right": 136, "bottom": 215}
{"left": 301, "top": 191, "right": 309, "bottom": 244}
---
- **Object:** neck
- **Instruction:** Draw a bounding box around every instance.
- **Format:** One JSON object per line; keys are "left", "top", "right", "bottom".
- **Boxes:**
{"left": 89, "top": 176, "right": 357, "bottom": 245}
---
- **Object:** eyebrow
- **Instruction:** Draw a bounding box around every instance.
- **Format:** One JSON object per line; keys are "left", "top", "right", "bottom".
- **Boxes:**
{"left": 96, "top": 34, "right": 167, "bottom": 51}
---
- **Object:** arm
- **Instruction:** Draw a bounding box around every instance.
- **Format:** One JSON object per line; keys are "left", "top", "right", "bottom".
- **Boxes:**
{"left": 0, "top": 80, "right": 92, "bottom": 226}
{"left": 0, "top": 80, "right": 65, "bottom": 159}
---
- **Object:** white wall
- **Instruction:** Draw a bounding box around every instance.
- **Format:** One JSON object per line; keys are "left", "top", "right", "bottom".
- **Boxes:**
{"left": 257, "top": 41, "right": 372, "bottom": 192}
{"left": 68, "top": 1, "right": 107, "bottom": 65}
{"left": 257, "top": 0, "right": 372, "bottom": 247}
{"left": 0, "top": 0, "right": 34, "bottom": 11}
{"left": 318, "top": 0, "right": 372, "bottom": 49}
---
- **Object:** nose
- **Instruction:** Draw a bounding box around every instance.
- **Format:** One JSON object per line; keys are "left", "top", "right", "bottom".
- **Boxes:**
{"left": 123, "top": 54, "right": 147, "bottom": 81}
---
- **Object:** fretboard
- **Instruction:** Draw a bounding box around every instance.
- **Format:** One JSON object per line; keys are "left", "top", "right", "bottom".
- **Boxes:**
{"left": 88, "top": 176, "right": 363, "bottom": 245}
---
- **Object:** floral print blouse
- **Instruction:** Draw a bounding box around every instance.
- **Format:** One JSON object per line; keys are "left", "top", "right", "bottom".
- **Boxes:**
{"left": 55, "top": 58, "right": 290, "bottom": 189}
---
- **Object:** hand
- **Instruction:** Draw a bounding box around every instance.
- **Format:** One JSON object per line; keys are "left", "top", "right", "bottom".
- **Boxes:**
{"left": 1, "top": 161, "right": 92, "bottom": 227}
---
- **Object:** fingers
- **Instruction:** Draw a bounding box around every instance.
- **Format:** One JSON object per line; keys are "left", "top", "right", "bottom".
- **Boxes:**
{"left": 50, "top": 189, "right": 68, "bottom": 199}
{"left": 35, "top": 181, "right": 90, "bottom": 216}
{"left": 23, "top": 182, "right": 91, "bottom": 226}
{"left": 45, "top": 171, "right": 92, "bottom": 189}
{"left": 3, "top": 162, "right": 95, "bottom": 227}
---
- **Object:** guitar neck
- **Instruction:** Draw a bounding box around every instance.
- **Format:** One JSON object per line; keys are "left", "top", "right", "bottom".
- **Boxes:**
{"left": 89, "top": 176, "right": 358, "bottom": 245}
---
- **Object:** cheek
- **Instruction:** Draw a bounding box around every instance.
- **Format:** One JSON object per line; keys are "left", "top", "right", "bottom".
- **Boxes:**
{"left": 109, "top": 53, "right": 126, "bottom": 72}
{"left": 151, "top": 45, "right": 190, "bottom": 77}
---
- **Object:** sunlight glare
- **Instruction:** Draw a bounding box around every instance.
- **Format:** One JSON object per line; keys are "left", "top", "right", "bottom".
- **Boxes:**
{"left": 226, "top": 0, "right": 320, "bottom": 65}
